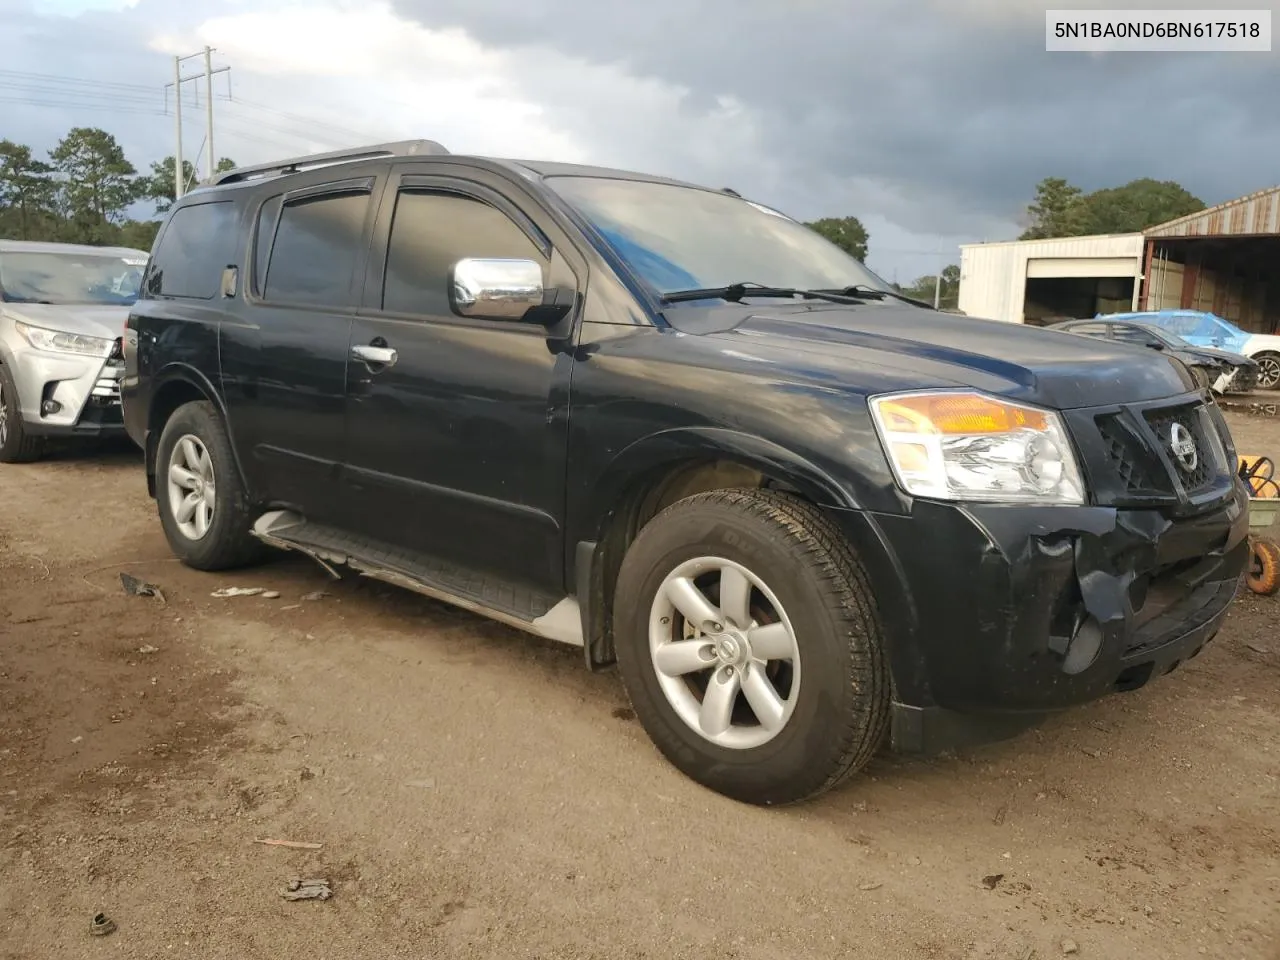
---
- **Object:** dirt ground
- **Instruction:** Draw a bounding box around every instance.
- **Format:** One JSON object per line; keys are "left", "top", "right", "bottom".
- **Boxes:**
{"left": 1, "top": 413, "right": 1278, "bottom": 960}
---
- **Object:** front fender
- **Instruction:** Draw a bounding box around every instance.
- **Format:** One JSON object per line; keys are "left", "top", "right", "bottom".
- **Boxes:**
{"left": 576, "top": 426, "right": 868, "bottom": 553}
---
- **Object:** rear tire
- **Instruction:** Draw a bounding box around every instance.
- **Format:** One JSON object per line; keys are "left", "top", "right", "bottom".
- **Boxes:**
{"left": 612, "top": 488, "right": 890, "bottom": 806}
{"left": 155, "top": 400, "right": 265, "bottom": 571}
{"left": 0, "top": 363, "right": 44, "bottom": 463}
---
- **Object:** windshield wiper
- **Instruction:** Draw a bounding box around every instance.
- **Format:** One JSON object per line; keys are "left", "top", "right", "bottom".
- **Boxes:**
{"left": 661, "top": 282, "right": 870, "bottom": 306}
{"left": 814, "top": 285, "right": 934, "bottom": 308}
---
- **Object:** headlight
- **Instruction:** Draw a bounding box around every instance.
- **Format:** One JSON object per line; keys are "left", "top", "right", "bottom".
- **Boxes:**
{"left": 869, "top": 390, "right": 1086, "bottom": 505}
{"left": 15, "top": 321, "right": 114, "bottom": 358}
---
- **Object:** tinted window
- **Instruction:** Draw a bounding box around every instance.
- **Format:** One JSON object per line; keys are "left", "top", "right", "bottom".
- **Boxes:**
{"left": 1065, "top": 322, "right": 1109, "bottom": 337}
{"left": 382, "top": 191, "right": 545, "bottom": 317}
{"left": 264, "top": 191, "right": 369, "bottom": 307}
{"left": 253, "top": 195, "right": 283, "bottom": 297}
{"left": 148, "top": 200, "right": 237, "bottom": 299}
{"left": 1112, "top": 325, "right": 1159, "bottom": 345}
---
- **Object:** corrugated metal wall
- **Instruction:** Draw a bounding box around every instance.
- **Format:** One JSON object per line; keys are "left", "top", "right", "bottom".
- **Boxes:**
{"left": 1146, "top": 186, "right": 1280, "bottom": 238}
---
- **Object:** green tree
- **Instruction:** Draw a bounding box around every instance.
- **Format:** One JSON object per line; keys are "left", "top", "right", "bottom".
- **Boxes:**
{"left": 1076, "top": 178, "right": 1204, "bottom": 234}
{"left": 116, "top": 219, "right": 161, "bottom": 251}
{"left": 49, "top": 127, "right": 142, "bottom": 243}
{"left": 804, "top": 216, "right": 869, "bottom": 262}
{"left": 1019, "top": 177, "right": 1085, "bottom": 240}
{"left": 142, "top": 154, "right": 238, "bottom": 213}
{"left": 902, "top": 264, "right": 960, "bottom": 308}
{"left": 0, "top": 140, "right": 58, "bottom": 240}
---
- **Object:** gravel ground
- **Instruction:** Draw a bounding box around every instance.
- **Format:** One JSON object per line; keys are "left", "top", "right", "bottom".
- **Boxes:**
{"left": 1, "top": 412, "right": 1277, "bottom": 960}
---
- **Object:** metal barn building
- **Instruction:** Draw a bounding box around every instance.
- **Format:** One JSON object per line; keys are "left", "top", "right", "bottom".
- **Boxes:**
{"left": 959, "top": 184, "right": 1280, "bottom": 334}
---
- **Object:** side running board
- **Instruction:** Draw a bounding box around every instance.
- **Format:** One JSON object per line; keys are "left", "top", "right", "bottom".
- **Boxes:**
{"left": 251, "top": 510, "right": 583, "bottom": 647}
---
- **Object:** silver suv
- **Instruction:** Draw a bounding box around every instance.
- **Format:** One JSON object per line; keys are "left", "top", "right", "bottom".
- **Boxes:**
{"left": 0, "top": 240, "right": 147, "bottom": 462}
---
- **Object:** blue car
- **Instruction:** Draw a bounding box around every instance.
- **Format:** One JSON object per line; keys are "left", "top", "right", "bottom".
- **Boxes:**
{"left": 1096, "top": 310, "right": 1280, "bottom": 391}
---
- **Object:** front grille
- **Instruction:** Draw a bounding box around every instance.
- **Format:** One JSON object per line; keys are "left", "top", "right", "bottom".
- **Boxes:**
{"left": 1143, "top": 403, "right": 1218, "bottom": 494}
{"left": 1086, "top": 398, "right": 1231, "bottom": 505}
{"left": 91, "top": 365, "right": 122, "bottom": 406}
{"left": 1096, "top": 414, "right": 1162, "bottom": 493}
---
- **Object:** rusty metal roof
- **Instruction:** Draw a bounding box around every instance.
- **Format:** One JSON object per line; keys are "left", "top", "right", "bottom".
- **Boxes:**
{"left": 1145, "top": 184, "right": 1280, "bottom": 238}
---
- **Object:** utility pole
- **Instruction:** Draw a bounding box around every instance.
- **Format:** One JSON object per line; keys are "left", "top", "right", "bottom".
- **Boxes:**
{"left": 165, "top": 50, "right": 230, "bottom": 199}
{"left": 933, "top": 271, "right": 942, "bottom": 310}
{"left": 172, "top": 55, "right": 183, "bottom": 201}
{"left": 204, "top": 46, "right": 215, "bottom": 180}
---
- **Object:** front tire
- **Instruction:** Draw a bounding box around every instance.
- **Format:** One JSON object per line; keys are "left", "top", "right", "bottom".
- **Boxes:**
{"left": 1255, "top": 352, "right": 1280, "bottom": 392}
{"left": 612, "top": 489, "right": 890, "bottom": 806}
{"left": 0, "top": 363, "right": 44, "bottom": 463}
{"left": 155, "top": 400, "right": 264, "bottom": 571}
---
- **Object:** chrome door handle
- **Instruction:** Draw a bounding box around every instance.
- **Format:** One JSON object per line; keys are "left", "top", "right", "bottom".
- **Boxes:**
{"left": 351, "top": 344, "right": 397, "bottom": 367}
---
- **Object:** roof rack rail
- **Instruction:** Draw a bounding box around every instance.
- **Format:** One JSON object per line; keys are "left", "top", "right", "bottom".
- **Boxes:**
{"left": 208, "top": 139, "right": 450, "bottom": 186}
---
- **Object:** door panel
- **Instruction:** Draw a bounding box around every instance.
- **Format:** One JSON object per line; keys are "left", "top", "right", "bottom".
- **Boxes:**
{"left": 219, "top": 176, "right": 380, "bottom": 520}
{"left": 343, "top": 175, "right": 578, "bottom": 595}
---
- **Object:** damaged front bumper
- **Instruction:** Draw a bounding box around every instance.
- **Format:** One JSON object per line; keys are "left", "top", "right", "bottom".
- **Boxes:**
{"left": 834, "top": 481, "right": 1250, "bottom": 754}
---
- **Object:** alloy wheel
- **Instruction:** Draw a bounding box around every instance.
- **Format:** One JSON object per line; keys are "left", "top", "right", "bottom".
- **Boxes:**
{"left": 167, "top": 434, "right": 216, "bottom": 540}
{"left": 1256, "top": 355, "right": 1280, "bottom": 391}
{"left": 648, "top": 556, "right": 801, "bottom": 750}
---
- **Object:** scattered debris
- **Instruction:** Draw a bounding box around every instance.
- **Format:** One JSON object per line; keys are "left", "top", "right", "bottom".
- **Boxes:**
{"left": 120, "top": 573, "right": 165, "bottom": 603}
{"left": 982, "top": 873, "right": 1004, "bottom": 890}
{"left": 1001, "top": 851, "right": 1012, "bottom": 860}
{"left": 211, "top": 587, "right": 265, "bottom": 598}
{"left": 302, "top": 591, "right": 329, "bottom": 601}
{"left": 254, "top": 838, "right": 323, "bottom": 850}
{"left": 1244, "top": 640, "right": 1269, "bottom": 655}
{"left": 281, "top": 604, "right": 301, "bottom": 611}
{"left": 71, "top": 736, "right": 83, "bottom": 744}
{"left": 282, "top": 878, "right": 332, "bottom": 901}
{"left": 262, "top": 591, "right": 281, "bottom": 599}
{"left": 611, "top": 707, "right": 636, "bottom": 721}
{"left": 1060, "top": 937, "right": 1079, "bottom": 954}
{"left": 856, "top": 881, "right": 882, "bottom": 891}
{"left": 404, "top": 778, "right": 435, "bottom": 790}
{"left": 993, "top": 803, "right": 1008, "bottom": 825}
{"left": 1081, "top": 747, "right": 1100, "bottom": 758}
{"left": 137, "top": 644, "right": 159, "bottom": 655}
{"left": 299, "top": 767, "right": 315, "bottom": 781}
{"left": 89, "top": 913, "right": 116, "bottom": 937}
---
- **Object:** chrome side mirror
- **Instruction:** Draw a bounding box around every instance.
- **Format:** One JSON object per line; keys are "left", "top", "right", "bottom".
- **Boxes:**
{"left": 450, "top": 258, "right": 544, "bottom": 321}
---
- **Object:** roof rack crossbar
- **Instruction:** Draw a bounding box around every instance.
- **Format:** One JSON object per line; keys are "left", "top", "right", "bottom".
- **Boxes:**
{"left": 209, "top": 139, "right": 450, "bottom": 186}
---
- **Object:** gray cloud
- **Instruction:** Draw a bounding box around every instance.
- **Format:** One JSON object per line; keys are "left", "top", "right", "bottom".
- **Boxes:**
{"left": 3, "top": 0, "right": 1279, "bottom": 282}
{"left": 390, "top": 0, "right": 1280, "bottom": 239}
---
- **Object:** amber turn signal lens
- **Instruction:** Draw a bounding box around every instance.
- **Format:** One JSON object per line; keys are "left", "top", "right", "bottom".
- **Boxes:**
{"left": 875, "top": 393, "right": 1048, "bottom": 435}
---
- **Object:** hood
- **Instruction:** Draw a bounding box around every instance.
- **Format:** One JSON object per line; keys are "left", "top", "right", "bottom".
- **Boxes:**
{"left": 1, "top": 302, "right": 127, "bottom": 342}
{"left": 1179, "top": 344, "right": 1254, "bottom": 366}
{"left": 665, "top": 301, "right": 1194, "bottom": 411}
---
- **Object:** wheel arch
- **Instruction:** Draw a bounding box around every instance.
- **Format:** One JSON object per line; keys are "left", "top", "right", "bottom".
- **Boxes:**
{"left": 574, "top": 428, "right": 863, "bottom": 669}
{"left": 145, "top": 365, "right": 248, "bottom": 498}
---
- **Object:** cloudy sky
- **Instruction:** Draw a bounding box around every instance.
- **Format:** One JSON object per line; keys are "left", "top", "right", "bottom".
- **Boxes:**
{"left": 3, "top": 0, "right": 1278, "bottom": 282}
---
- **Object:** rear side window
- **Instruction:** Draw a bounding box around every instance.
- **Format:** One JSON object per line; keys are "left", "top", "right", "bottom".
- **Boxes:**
{"left": 1066, "top": 322, "right": 1109, "bottom": 337}
{"left": 382, "top": 190, "right": 546, "bottom": 317}
{"left": 264, "top": 190, "right": 369, "bottom": 307}
{"left": 146, "top": 200, "right": 237, "bottom": 299}
{"left": 252, "top": 195, "right": 283, "bottom": 297}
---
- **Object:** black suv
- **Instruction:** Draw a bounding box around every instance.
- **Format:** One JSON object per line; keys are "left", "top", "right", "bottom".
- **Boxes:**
{"left": 123, "top": 140, "right": 1250, "bottom": 805}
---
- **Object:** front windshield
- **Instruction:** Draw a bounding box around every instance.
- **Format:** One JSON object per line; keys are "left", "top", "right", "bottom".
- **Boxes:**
{"left": 0, "top": 251, "right": 147, "bottom": 306}
{"left": 546, "top": 175, "right": 891, "bottom": 297}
